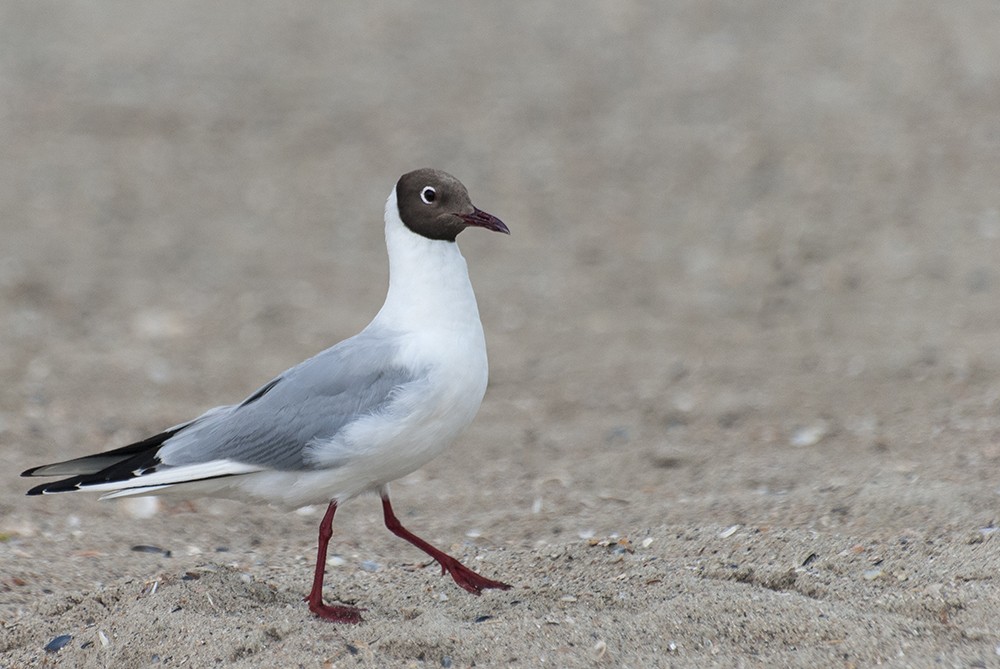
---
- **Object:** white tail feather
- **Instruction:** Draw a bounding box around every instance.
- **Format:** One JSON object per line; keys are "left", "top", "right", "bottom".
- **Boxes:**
{"left": 78, "top": 460, "right": 264, "bottom": 495}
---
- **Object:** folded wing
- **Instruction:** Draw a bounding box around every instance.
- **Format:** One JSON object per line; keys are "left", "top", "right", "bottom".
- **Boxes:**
{"left": 22, "top": 330, "right": 412, "bottom": 497}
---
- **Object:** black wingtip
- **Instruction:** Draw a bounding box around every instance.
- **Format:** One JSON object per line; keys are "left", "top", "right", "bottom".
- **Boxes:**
{"left": 21, "top": 424, "right": 184, "bottom": 495}
{"left": 26, "top": 478, "right": 83, "bottom": 495}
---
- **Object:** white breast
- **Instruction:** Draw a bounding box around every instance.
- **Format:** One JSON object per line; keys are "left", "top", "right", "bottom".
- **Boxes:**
{"left": 247, "top": 191, "right": 491, "bottom": 506}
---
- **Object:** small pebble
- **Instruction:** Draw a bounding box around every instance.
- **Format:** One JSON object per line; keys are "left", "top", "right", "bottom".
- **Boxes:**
{"left": 360, "top": 560, "right": 381, "bottom": 573}
{"left": 863, "top": 568, "right": 883, "bottom": 580}
{"left": 611, "top": 542, "right": 632, "bottom": 555}
{"left": 719, "top": 525, "right": 740, "bottom": 539}
{"left": 649, "top": 446, "right": 684, "bottom": 469}
{"left": 44, "top": 634, "right": 72, "bottom": 653}
{"left": 474, "top": 615, "right": 493, "bottom": 623}
{"left": 122, "top": 497, "right": 160, "bottom": 519}
{"left": 98, "top": 630, "right": 110, "bottom": 647}
{"left": 641, "top": 537, "right": 654, "bottom": 548}
{"left": 131, "top": 545, "right": 171, "bottom": 557}
{"left": 441, "top": 656, "right": 453, "bottom": 668}
{"left": 791, "top": 422, "right": 828, "bottom": 447}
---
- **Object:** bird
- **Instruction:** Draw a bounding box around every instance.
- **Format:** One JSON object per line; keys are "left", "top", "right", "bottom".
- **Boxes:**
{"left": 21, "top": 168, "right": 512, "bottom": 623}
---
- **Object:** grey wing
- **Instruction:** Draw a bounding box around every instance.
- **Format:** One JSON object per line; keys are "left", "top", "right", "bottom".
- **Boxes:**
{"left": 157, "top": 333, "right": 414, "bottom": 471}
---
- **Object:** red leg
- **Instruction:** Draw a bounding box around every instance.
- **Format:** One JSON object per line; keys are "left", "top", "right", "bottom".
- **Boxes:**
{"left": 305, "top": 501, "right": 365, "bottom": 623}
{"left": 381, "top": 494, "right": 511, "bottom": 595}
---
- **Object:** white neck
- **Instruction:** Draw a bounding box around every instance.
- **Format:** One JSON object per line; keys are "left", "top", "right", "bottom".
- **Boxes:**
{"left": 371, "top": 189, "right": 483, "bottom": 334}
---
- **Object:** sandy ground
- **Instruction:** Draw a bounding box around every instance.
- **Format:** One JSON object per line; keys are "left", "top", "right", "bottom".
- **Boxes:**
{"left": 3, "top": 1, "right": 1000, "bottom": 667}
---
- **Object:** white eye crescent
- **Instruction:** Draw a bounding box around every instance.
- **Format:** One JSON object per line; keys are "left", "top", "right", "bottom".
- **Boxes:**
{"left": 420, "top": 186, "right": 437, "bottom": 204}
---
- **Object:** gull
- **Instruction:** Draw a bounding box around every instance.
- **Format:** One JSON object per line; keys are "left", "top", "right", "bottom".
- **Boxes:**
{"left": 22, "top": 168, "right": 512, "bottom": 623}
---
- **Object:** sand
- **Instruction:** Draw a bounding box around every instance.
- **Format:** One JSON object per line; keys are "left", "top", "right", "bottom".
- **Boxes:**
{"left": 3, "top": 1, "right": 1000, "bottom": 667}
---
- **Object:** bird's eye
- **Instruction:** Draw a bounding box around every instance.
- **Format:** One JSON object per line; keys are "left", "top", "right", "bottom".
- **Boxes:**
{"left": 420, "top": 186, "right": 437, "bottom": 204}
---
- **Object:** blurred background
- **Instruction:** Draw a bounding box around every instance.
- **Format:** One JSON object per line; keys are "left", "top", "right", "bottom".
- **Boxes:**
{"left": 3, "top": 0, "right": 1000, "bottom": 598}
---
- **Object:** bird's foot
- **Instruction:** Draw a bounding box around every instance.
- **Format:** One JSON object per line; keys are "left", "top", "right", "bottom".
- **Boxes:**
{"left": 306, "top": 597, "right": 365, "bottom": 623}
{"left": 435, "top": 554, "right": 512, "bottom": 595}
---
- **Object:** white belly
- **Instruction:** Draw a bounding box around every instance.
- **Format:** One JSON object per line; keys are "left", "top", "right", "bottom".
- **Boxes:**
{"left": 225, "top": 328, "right": 489, "bottom": 509}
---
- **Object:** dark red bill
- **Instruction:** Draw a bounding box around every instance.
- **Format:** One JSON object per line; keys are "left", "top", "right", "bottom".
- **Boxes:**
{"left": 460, "top": 207, "right": 510, "bottom": 235}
